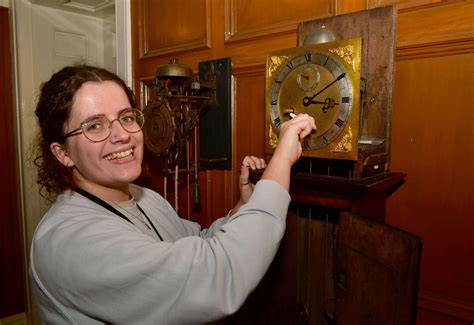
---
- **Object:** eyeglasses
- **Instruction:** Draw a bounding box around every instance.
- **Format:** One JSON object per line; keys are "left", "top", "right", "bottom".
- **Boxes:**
{"left": 61, "top": 108, "right": 145, "bottom": 143}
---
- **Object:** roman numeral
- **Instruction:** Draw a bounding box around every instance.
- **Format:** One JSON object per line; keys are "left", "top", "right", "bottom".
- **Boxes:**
{"left": 324, "top": 56, "right": 329, "bottom": 66}
{"left": 304, "top": 53, "right": 312, "bottom": 62}
{"left": 335, "top": 118, "right": 344, "bottom": 128}
{"left": 286, "top": 61, "right": 294, "bottom": 70}
{"left": 323, "top": 136, "right": 329, "bottom": 143}
{"left": 342, "top": 96, "right": 350, "bottom": 103}
{"left": 274, "top": 117, "right": 281, "bottom": 128}
{"left": 271, "top": 99, "right": 277, "bottom": 106}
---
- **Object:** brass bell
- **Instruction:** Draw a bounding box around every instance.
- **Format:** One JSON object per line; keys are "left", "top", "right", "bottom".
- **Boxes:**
{"left": 155, "top": 58, "right": 193, "bottom": 80}
{"left": 302, "top": 25, "right": 342, "bottom": 45}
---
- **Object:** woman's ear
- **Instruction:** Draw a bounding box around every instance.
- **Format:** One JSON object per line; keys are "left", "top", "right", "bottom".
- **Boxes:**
{"left": 50, "top": 142, "right": 74, "bottom": 167}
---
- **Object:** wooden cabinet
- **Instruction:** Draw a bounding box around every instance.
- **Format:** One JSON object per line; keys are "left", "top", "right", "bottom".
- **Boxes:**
{"left": 288, "top": 173, "right": 421, "bottom": 324}
{"left": 228, "top": 170, "right": 421, "bottom": 324}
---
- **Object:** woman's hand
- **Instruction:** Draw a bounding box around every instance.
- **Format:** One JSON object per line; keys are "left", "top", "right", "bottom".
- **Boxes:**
{"left": 229, "top": 156, "right": 266, "bottom": 216}
{"left": 239, "top": 155, "right": 267, "bottom": 204}
{"left": 262, "top": 113, "right": 317, "bottom": 190}
{"left": 273, "top": 113, "right": 316, "bottom": 166}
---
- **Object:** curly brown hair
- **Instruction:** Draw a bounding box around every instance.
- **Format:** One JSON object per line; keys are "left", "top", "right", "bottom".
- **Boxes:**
{"left": 34, "top": 65, "right": 136, "bottom": 198}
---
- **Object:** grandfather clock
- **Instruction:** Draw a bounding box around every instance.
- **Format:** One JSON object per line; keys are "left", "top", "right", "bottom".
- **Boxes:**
{"left": 244, "top": 6, "right": 421, "bottom": 325}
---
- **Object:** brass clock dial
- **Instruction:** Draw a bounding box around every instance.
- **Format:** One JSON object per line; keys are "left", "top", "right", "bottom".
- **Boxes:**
{"left": 266, "top": 38, "right": 361, "bottom": 160}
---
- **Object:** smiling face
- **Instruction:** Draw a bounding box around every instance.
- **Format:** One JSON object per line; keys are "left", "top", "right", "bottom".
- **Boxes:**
{"left": 51, "top": 81, "right": 143, "bottom": 201}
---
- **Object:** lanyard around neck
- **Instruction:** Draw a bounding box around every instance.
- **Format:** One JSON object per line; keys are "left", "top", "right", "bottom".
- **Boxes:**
{"left": 74, "top": 187, "right": 164, "bottom": 241}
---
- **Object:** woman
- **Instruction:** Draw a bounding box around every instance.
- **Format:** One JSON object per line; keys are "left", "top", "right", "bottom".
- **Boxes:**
{"left": 30, "top": 65, "right": 316, "bottom": 324}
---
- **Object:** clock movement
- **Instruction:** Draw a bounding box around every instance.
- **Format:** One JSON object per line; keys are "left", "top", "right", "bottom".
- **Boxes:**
{"left": 143, "top": 58, "right": 215, "bottom": 174}
{"left": 141, "top": 58, "right": 231, "bottom": 209}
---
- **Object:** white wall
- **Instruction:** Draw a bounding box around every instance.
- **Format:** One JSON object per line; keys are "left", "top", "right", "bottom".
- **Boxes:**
{"left": 0, "top": 0, "right": 8, "bottom": 7}
{"left": 103, "top": 6, "right": 117, "bottom": 73}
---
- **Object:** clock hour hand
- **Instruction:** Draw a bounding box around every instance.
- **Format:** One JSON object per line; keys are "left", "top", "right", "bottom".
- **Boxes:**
{"left": 302, "top": 72, "right": 345, "bottom": 107}
{"left": 304, "top": 97, "right": 339, "bottom": 113}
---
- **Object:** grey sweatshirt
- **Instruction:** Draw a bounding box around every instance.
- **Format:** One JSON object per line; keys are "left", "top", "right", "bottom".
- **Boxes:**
{"left": 30, "top": 180, "right": 290, "bottom": 324}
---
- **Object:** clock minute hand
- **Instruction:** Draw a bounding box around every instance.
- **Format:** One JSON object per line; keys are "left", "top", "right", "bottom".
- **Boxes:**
{"left": 302, "top": 73, "right": 345, "bottom": 107}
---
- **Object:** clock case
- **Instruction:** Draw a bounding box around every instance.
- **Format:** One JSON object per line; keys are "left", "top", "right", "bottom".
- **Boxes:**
{"left": 245, "top": 8, "right": 421, "bottom": 324}
{"left": 267, "top": 6, "right": 397, "bottom": 178}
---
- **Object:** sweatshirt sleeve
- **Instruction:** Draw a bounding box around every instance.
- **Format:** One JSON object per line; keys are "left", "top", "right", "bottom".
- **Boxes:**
{"left": 31, "top": 180, "right": 290, "bottom": 324}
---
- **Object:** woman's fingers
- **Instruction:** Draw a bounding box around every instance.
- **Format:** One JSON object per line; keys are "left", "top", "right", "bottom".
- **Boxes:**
{"left": 240, "top": 156, "right": 266, "bottom": 185}
{"left": 241, "top": 156, "right": 266, "bottom": 170}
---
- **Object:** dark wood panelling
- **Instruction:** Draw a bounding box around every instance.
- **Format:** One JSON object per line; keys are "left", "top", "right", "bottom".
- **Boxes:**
{"left": 225, "top": 0, "right": 333, "bottom": 43}
{"left": 373, "top": 0, "right": 441, "bottom": 10}
{"left": 334, "top": 0, "right": 368, "bottom": 14}
{"left": 388, "top": 51, "right": 474, "bottom": 321}
{"left": 137, "top": 0, "right": 211, "bottom": 58}
{"left": 132, "top": 0, "right": 474, "bottom": 323}
{"left": 233, "top": 68, "right": 266, "bottom": 164}
{"left": 0, "top": 6, "right": 25, "bottom": 319}
{"left": 397, "top": 1, "right": 474, "bottom": 49}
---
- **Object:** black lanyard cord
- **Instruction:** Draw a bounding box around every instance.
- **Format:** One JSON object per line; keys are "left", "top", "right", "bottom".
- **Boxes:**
{"left": 136, "top": 204, "right": 164, "bottom": 241}
{"left": 74, "top": 187, "right": 164, "bottom": 241}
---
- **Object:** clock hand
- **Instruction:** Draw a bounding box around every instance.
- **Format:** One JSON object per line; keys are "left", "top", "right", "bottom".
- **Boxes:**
{"left": 307, "top": 100, "right": 328, "bottom": 105}
{"left": 302, "top": 73, "right": 345, "bottom": 107}
{"left": 306, "top": 97, "right": 339, "bottom": 113}
{"left": 322, "top": 98, "right": 338, "bottom": 113}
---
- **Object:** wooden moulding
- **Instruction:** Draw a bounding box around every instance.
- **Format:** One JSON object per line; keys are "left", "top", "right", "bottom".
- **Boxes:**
{"left": 249, "top": 170, "right": 406, "bottom": 222}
